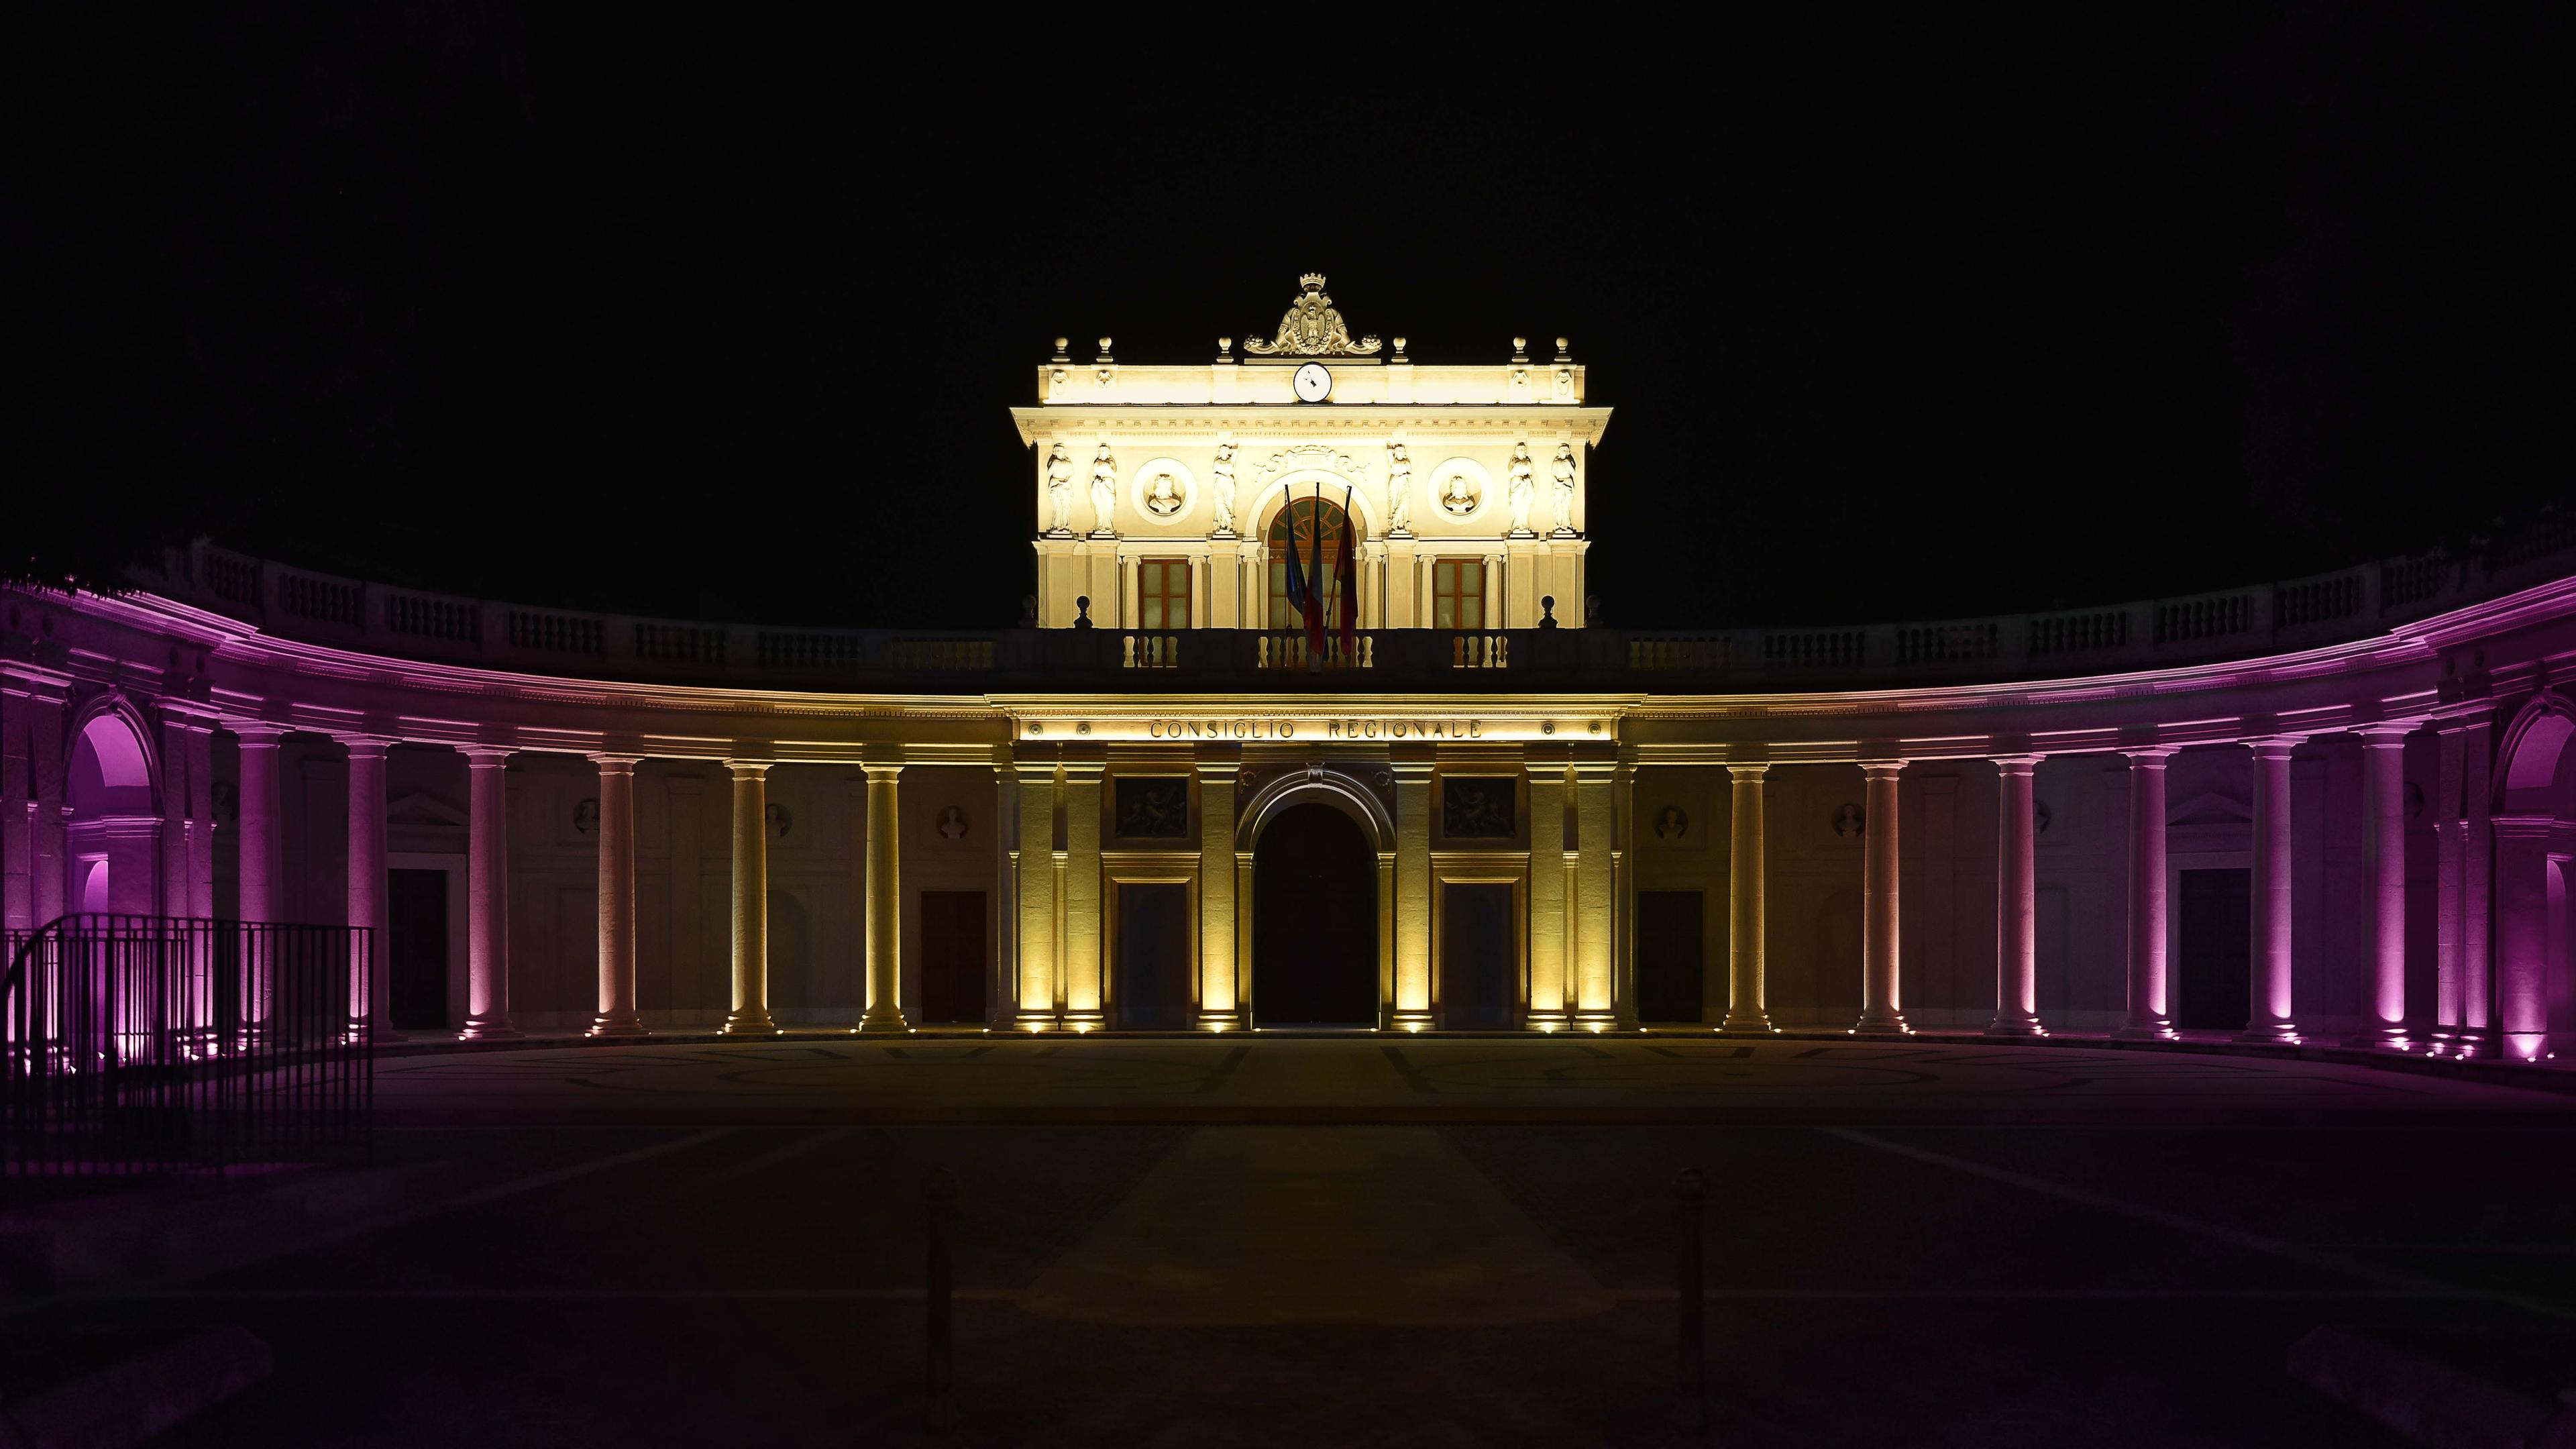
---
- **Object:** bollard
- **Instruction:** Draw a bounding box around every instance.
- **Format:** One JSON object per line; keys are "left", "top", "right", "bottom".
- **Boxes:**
{"left": 925, "top": 1167, "right": 959, "bottom": 1439}
{"left": 1674, "top": 1166, "right": 1709, "bottom": 1436}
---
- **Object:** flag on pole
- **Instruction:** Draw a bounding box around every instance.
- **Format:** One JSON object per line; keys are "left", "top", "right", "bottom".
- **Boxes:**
{"left": 1334, "top": 485, "right": 1359, "bottom": 657}
{"left": 1301, "top": 482, "right": 1328, "bottom": 661}
{"left": 1281, "top": 490, "right": 1313, "bottom": 621}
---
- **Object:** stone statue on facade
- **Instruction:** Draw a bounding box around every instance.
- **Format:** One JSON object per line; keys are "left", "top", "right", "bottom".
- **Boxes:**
{"left": 1089, "top": 445, "right": 1118, "bottom": 536}
{"left": 1210, "top": 440, "right": 1238, "bottom": 536}
{"left": 1044, "top": 442, "right": 1076, "bottom": 535}
{"left": 1549, "top": 441, "right": 1578, "bottom": 535}
{"left": 1505, "top": 441, "right": 1536, "bottom": 536}
{"left": 1386, "top": 442, "right": 1413, "bottom": 535}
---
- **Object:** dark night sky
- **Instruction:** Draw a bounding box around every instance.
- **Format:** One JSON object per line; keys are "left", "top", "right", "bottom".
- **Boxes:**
{"left": 9, "top": 5, "right": 2569, "bottom": 629}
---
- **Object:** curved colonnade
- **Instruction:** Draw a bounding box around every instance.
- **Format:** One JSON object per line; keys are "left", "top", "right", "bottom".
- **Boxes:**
{"left": 5, "top": 564, "right": 2575, "bottom": 1065}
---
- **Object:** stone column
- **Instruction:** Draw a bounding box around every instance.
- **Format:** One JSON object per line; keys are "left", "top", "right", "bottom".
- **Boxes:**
{"left": 1986, "top": 755, "right": 2045, "bottom": 1036}
{"left": 1612, "top": 759, "right": 1639, "bottom": 1029}
{"left": 2239, "top": 738, "right": 2300, "bottom": 1042}
{"left": 235, "top": 727, "right": 286, "bottom": 926}
{"left": 1479, "top": 552, "right": 1503, "bottom": 630}
{"left": 1719, "top": 765, "right": 1774, "bottom": 1034}
{"left": 1573, "top": 756, "right": 1617, "bottom": 1031}
{"left": 343, "top": 738, "right": 394, "bottom": 1040}
{"left": 185, "top": 721, "right": 215, "bottom": 921}
{"left": 2491, "top": 814, "right": 2552, "bottom": 1062}
{"left": 1523, "top": 754, "right": 1568, "bottom": 1031}
{"left": 460, "top": 747, "right": 519, "bottom": 1039}
{"left": 990, "top": 760, "right": 1017, "bottom": 1028}
{"left": 2349, "top": 724, "right": 2410, "bottom": 1047}
{"left": 1195, "top": 754, "right": 1240, "bottom": 1030}
{"left": 722, "top": 761, "right": 775, "bottom": 1034}
{"left": 1, "top": 678, "right": 30, "bottom": 932}
{"left": 1014, "top": 758, "right": 1057, "bottom": 1030}
{"left": 1391, "top": 757, "right": 1434, "bottom": 1031}
{"left": 588, "top": 755, "right": 646, "bottom": 1037}
{"left": 30, "top": 688, "right": 66, "bottom": 926}
{"left": 159, "top": 710, "right": 192, "bottom": 917}
{"left": 2459, "top": 716, "right": 2496, "bottom": 1055}
{"left": 2432, "top": 724, "right": 2467, "bottom": 1046}
{"left": 2115, "top": 747, "right": 2176, "bottom": 1038}
{"left": 1854, "top": 761, "right": 1909, "bottom": 1035}
{"left": 859, "top": 762, "right": 908, "bottom": 1033}
{"left": 1060, "top": 757, "right": 1104, "bottom": 1031}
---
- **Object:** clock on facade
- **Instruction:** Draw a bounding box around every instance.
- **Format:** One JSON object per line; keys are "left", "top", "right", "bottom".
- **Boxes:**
{"left": 1293, "top": 362, "right": 1332, "bottom": 402}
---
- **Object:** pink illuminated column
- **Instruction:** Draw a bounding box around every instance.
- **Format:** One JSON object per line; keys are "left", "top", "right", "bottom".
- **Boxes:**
{"left": 343, "top": 738, "right": 394, "bottom": 1041}
{"left": 2459, "top": 717, "right": 2496, "bottom": 1055}
{"left": 460, "top": 747, "right": 520, "bottom": 1040}
{"left": 2491, "top": 815, "right": 2551, "bottom": 1062}
{"left": 2431, "top": 724, "right": 2466, "bottom": 1045}
{"left": 1719, "top": 765, "right": 1774, "bottom": 1034}
{"left": 234, "top": 726, "right": 286, "bottom": 926}
{"left": 2349, "top": 724, "right": 2411, "bottom": 1047}
{"left": 1986, "top": 755, "right": 2043, "bottom": 1036}
{"left": 2238, "top": 738, "right": 2300, "bottom": 1042}
{"left": 588, "top": 755, "right": 646, "bottom": 1038}
{"left": 2115, "top": 747, "right": 2177, "bottom": 1039}
{"left": 858, "top": 761, "right": 908, "bottom": 1034}
{"left": 1854, "top": 761, "right": 1908, "bottom": 1035}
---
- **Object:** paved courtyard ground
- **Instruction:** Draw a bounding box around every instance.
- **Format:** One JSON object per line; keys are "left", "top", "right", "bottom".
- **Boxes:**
{"left": 8, "top": 1040, "right": 2571, "bottom": 1446}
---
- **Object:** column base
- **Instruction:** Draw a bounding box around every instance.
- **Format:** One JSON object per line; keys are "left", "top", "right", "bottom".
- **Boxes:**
{"left": 1194, "top": 1010, "right": 1244, "bottom": 1033}
{"left": 856, "top": 1006, "right": 912, "bottom": 1034}
{"left": 2231, "top": 1021, "right": 2301, "bottom": 1044}
{"left": 587, "top": 1016, "right": 649, "bottom": 1039}
{"left": 1060, "top": 1008, "right": 1106, "bottom": 1034}
{"left": 1850, "top": 1008, "right": 1911, "bottom": 1037}
{"left": 2341, "top": 1025, "right": 2410, "bottom": 1050}
{"left": 1525, "top": 1009, "right": 1570, "bottom": 1034}
{"left": 1010, "top": 1008, "right": 1061, "bottom": 1033}
{"left": 2444, "top": 1027, "right": 2496, "bottom": 1060}
{"left": 458, "top": 1017, "right": 521, "bottom": 1042}
{"left": 1716, "top": 1008, "right": 1776, "bottom": 1036}
{"left": 346, "top": 1023, "right": 405, "bottom": 1046}
{"left": 720, "top": 1009, "right": 779, "bottom": 1036}
{"left": 2112, "top": 1018, "right": 2176, "bottom": 1040}
{"left": 1572, "top": 1009, "right": 1619, "bottom": 1034}
{"left": 1983, "top": 1012, "right": 2046, "bottom": 1038}
{"left": 1389, "top": 1008, "right": 1434, "bottom": 1034}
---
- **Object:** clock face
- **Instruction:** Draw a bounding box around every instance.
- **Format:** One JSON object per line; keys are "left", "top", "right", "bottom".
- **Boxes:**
{"left": 1293, "top": 362, "right": 1332, "bottom": 402}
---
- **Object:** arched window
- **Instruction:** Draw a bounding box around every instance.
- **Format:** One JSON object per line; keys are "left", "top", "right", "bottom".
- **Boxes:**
{"left": 1265, "top": 494, "right": 1352, "bottom": 629}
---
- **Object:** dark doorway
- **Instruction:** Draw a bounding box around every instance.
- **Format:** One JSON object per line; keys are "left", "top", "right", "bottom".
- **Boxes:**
{"left": 388, "top": 867, "right": 447, "bottom": 1032}
{"left": 1253, "top": 802, "right": 1377, "bottom": 1025}
{"left": 1117, "top": 883, "right": 1193, "bottom": 1030}
{"left": 919, "top": 890, "right": 985, "bottom": 1024}
{"left": 1440, "top": 883, "right": 1515, "bottom": 1029}
{"left": 1638, "top": 890, "right": 1705, "bottom": 1023}
{"left": 2178, "top": 867, "right": 2252, "bottom": 1031}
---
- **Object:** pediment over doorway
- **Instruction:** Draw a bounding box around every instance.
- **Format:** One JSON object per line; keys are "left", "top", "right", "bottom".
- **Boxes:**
{"left": 2167, "top": 791, "right": 2251, "bottom": 828}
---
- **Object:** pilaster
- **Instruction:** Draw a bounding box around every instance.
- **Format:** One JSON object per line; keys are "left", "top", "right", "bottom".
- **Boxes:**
{"left": 1195, "top": 751, "right": 1241, "bottom": 1030}
{"left": 1060, "top": 755, "right": 1104, "bottom": 1031}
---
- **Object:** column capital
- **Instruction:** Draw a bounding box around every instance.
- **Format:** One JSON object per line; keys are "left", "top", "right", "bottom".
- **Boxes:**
{"left": 2243, "top": 735, "right": 2305, "bottom": 759}
{"left": 861, "top": 761, "right": 905, "bottom": 784}
{"left": 1860, "top": 759, "right": 1907, "bottom": 781}
{"left": 2353, "top": 720, "right": 2417, "bottom": 747}
{"left": 1990, "top": 754, "right": 2042, "bottom": 773}
{"left": 461, "top": 745, "right": 516, "bottom": 767}
{"left": 1725, "top": 763, "right": 1771, "bottom": 782}
{"left": 337, "top": 735, "right": 396, "bottom": 759}
{"left": 228, "top": 721, "right": 290, "bottom": 746}
{"left": 2490, "top": 812, "right": 2554, "bottom": 840}
{"left": 2120, "top": 745, "right": 2179, "bottom": 765}
{"left": 724, "top": 759, "right": 773, "bottom": 780}
{"left": 589, "top": 753, "right": 643, "bottom": 774}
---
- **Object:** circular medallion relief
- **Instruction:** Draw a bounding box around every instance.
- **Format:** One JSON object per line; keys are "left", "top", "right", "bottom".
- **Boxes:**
{"left": 1430, "top": 456, "right": 1491, "bottom": 518}
{"left": 1128, "top": 457, "right": 1197, "bottom": 525}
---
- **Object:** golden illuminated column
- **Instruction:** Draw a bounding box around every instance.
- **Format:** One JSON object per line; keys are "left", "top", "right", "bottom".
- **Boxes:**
{"left": 1524, "top": 753, "right": 1569, "bottom": 1030}
{"left": 722, "top": 760, "right": 776, "bottom": 1035}
{"left": 2115, "top": 747, "right": 2178, "bottom": 1039}
{"left": 459, "top": 746, "right": 519, "bottom": 1040}
{"left": 2239, "top": 738, "right": 2300, "bottom": 1043}
{"left": 588, "top": 755, "right": 647, "bottom": 1038}
{"left": 1986, "top": 756, "right": 2044, "bottom": 1037}
{"left": 1014, "top": 757, "right": 1058, "bottom": 1030}
{"left": 1572, "top": 755, "right": 1617, "bottom": 1030}
{"left": 990, "top": 757, "right": 1016, "bottom": 1029}
{"left": 1061, "top": 755, "right": 1104, "bottom": 1030}
{"left": 1719, "top": 765, "right": 1774, "bottom": 1034}
{"left": 1388, "top": 537, "right": 1418, "bottom": 633}
{"left": 1613, "top": 759, "right": 1638, "bottom": 1028}
{"left": 1195, "top": 755, "right": 1240, "bottom": 1030}
{"left": 1854, "top": 761, "right": 1909, "bottom": 1035}
{"left": 859, "top": 761, "right": 908, "bottom": 1033}
{"left": 1391, "top": 757, "right": 1434, "bottom": 1030}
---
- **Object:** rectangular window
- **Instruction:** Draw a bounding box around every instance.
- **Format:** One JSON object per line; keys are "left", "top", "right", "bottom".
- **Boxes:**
{"left": 1137, "top": 558, "right": 1191, "bottom": 630}
{"left": 1432, "top": 559, "right": 1485, "bottom": 629}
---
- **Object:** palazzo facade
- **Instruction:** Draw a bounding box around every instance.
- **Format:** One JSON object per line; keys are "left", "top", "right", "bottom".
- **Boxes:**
{"left": 7, "top": 276, "right": 2576, "bottom": 1063}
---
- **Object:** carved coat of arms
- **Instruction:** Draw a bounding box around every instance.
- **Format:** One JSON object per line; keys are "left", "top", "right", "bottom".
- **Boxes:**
{"left": 1244, "top": 274, "right": 1381, "bottom": 357}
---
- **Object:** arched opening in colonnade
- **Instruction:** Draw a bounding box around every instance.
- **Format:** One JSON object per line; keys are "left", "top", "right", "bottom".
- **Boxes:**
{"left": 64, "top": 706, "right": 160, "bottom": 916}
{"left": 2493, "top": 696, "right": 2576, "bottom": 1061}
{"left": 1250, "top": 802, "right": 1380, "bottom": 1027}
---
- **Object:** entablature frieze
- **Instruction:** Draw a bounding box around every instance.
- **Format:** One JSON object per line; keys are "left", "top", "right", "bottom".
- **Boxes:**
{"left": 1010, "top": 407, "right": 1613, "bottom": 449}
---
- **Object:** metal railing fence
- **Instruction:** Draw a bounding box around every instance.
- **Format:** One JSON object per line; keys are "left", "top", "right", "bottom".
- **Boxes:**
{"left": 3, "top": 915, "right": 372, "bottom": 1191}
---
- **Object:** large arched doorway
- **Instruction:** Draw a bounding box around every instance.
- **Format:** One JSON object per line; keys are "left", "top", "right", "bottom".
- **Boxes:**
{"left": 1265, "top": 493, "right": 1354, "bottom": 627}
{"left": 2493, "top": 697, "right": 2576, "bottom": 1061}
{"left": 64, "top": 708, "right": 159, "bottom": 916}
{"left": 1252, "top": 802, "right": 1377, "bottom": 1025}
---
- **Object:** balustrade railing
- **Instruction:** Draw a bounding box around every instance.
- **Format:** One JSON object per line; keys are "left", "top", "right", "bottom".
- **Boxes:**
{"left": 3, "top": 916, "right": 372, "bottom": 1192}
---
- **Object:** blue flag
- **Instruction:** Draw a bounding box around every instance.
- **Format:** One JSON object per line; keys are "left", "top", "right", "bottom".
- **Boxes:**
{"left": 1282, "top": 490, "right": 1313, "bottom": 617}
